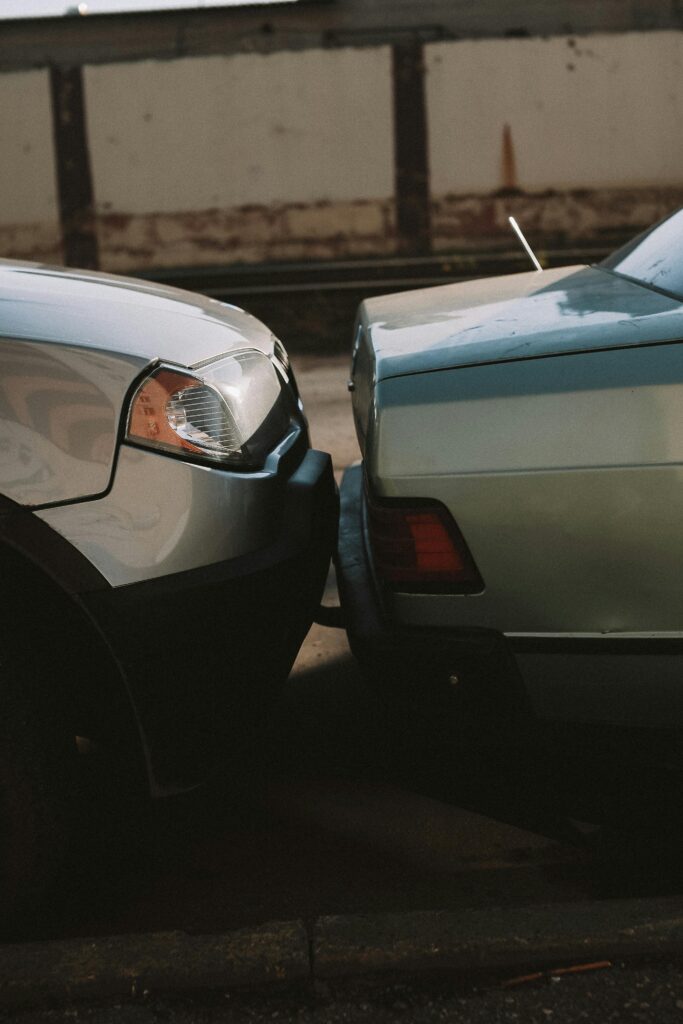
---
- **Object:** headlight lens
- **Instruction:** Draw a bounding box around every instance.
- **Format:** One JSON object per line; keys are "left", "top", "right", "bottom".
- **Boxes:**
{"left": 126, "top": 350, "right": 291, "bottom": 467}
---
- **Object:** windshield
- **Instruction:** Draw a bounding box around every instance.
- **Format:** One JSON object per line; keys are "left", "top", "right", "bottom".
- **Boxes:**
{"left": 601, "top": 207, "right": 683, "bottom": 301}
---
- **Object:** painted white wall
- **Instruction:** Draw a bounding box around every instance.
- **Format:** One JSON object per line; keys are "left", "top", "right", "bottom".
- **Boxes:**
{"left": 85, "top": 46, "right": 394, "bottom": 214}
{"left": 2, "top": 29, "right": 682, "bottom": 267}
{"left": 0, "top": 69, "right": 58, "bottom": 224}
{"left": 427, "top": 31, "right": 683, "bottom": 194}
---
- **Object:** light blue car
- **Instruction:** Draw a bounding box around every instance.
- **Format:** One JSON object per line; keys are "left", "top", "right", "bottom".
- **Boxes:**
{"left": 338, "top": 208, "right": 683, "bottom": 739}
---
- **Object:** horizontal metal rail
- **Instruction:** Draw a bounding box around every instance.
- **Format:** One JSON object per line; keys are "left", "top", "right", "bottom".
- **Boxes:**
{"left": 136, "top": 244, "right": 614, "bottom": 299}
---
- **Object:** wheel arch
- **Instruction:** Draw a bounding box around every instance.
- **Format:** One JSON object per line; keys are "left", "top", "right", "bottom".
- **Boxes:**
{"left": 0, "top": 506, "right": 146, "bottom": 786}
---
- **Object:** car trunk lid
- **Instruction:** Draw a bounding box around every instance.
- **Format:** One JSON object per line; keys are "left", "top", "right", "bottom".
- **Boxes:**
{"left": 362, "top": 264, "right": 683, "bottom": 383}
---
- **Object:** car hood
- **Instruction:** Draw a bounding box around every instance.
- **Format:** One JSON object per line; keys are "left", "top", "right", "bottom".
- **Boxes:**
{"left": 0, "top": 260, "right": 274, "bottom": 366}
{"left": 361, "top": 264, "right": 683, "bottom": 382}
{"left": 0, "top": 261, "right": 282, "bottom": 508}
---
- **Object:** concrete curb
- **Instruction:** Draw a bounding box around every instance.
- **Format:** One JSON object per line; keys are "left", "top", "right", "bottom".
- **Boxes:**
{"left": 0, "top": 921, "right": 309, "bottom": 1009}
{"left": 313, "top": 898, "right": 683, "bottom": 979}
{"left": 1, "top": 898, "right": 683, "bottom": 1008}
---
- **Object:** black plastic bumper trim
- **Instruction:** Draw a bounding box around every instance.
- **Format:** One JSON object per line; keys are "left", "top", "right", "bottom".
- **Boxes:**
{"left": 510, "top": 636, "right": 683, "bottom": 657}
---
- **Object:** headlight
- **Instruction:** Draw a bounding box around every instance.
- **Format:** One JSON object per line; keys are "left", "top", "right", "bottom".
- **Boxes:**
{"left": 126, "top": 350, "right": 291, "bottom": 468}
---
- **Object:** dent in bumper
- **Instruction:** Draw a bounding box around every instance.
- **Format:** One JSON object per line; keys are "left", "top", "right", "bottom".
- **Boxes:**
{"left": 35, "top": 422, "right": 310, "bottom": 587}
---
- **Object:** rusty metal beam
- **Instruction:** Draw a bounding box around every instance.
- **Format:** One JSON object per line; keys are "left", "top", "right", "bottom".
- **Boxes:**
{"left": 392, "top": 39, "right": 431, "bottom": 255}
{"left": 1, "top": 0, "right": 682, "bottom": 71}
{"left": 49, "top": 65, "right": 99, "bottom": 269}
{"left": 133, "top": 245, "right": 615, "bottom": 297}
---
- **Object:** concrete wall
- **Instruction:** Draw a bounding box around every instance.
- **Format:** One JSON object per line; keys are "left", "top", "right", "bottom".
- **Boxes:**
{"left": 427, "top": 32, "right": 683, "bottom": 254}
{"left": 0, "top": 10, "right": 682, "bottom": 272}
{"left": 0, "top": 70, "right": 61, "bottom": 264}
{"left": 84, "top": 46, "right": 396, "bottom": 268}
{"left": 428, "top": 34, "right": 683, "bottom": 194}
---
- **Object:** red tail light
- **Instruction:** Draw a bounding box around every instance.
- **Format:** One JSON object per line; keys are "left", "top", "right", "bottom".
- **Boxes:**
{"left": 367, "top": 496, "right": 484, "bottom": 593}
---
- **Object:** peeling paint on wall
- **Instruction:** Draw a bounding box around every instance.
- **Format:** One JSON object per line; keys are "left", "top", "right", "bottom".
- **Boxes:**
{"left": 0, "top": 222, "right": 63, "bottom": 265}
{"left": 4, "top": 188, "right": 681, "bottom": 273}
{"left": 96, "top": 198, "right": 397, "bottom": 270}
{"left": 431, "top": 187, "right": 683, "bottom": 252}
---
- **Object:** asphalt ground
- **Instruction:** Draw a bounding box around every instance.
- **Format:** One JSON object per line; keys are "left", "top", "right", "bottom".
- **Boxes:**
{"left": 4, "top": 354, "right": 683, "bottom": 1018}
{"left": 29, "top": 584, "right": 598, "bottom": 944}
{"left": 4, "top": 960, "right": 683, "bottom": 1024}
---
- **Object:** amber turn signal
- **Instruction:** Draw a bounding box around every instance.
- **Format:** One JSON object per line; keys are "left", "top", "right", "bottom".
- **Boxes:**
{"left": 127, "top": 368, "right": 212, "bottom": 457}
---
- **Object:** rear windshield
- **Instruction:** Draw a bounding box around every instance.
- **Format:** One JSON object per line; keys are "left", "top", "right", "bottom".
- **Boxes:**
{"left": 601, "top": 207, "right": 683, "bottom": 301}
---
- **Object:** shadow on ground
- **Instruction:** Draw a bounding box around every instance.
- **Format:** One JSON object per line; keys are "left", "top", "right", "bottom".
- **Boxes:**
{"left": 21, "top": 619, "right": 683, "bottom": 946}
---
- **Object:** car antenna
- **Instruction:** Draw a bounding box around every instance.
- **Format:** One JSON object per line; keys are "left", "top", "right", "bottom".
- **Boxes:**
{"left": 508, "top": 216, "right": 543, "bottom": 272}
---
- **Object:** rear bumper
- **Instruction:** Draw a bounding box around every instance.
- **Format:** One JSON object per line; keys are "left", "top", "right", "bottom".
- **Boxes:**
{"left": 82, "top": 448, "right": 338, "bottom": 793}
{"left": 337, "top": 463, "right": 523, "bottom": 696}
{"left": 338, "top": 463, "right": 683, "bottom": 731}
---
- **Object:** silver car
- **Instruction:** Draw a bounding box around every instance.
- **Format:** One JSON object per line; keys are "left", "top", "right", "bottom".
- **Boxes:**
{"left": 338, "top": 208, "right": 683, "bottom": 736}
{"left": 0, "top": 259, "right": 336, "bottom": 924}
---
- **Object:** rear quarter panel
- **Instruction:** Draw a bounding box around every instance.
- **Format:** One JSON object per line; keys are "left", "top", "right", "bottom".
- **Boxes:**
{"left": 370, "top": 342, "right": 683, "bottom": 634}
